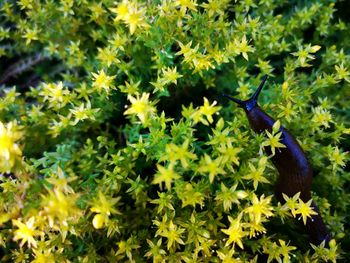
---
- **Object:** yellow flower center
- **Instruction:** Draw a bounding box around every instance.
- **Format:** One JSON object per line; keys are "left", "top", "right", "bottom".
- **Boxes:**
{"left": 0, "top": 133, "right": 13, "bottom": 153}
{"left": 132, "top": 101, "right": 147, "bottom": 113}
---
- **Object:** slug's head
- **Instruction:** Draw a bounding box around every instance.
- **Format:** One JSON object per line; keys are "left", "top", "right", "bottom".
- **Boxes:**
{"left": 224, "top": 75, "right": 268, "bottom": 112}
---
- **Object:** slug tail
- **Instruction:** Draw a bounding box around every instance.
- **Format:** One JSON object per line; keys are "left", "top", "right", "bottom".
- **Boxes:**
{"left": 306, "top": 201, "right": 331, "bottom": 246}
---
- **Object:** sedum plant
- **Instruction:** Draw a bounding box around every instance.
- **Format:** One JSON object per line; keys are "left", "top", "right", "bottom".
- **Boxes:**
{"left": 0, "top": 0, "right": 349, "bottom": 262}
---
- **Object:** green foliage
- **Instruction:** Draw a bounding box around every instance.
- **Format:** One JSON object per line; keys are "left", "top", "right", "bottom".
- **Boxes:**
{"left": 0, "top": 0, "right": 349, "bottom": 262}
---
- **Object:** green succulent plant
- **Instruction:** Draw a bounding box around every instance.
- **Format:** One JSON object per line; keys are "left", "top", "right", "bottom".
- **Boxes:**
{"left": 0, "top": 0, "right": 349, "bottom": 262}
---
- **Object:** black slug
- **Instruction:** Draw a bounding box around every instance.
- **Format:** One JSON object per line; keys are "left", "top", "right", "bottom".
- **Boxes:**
{"left": 224, "top": 75, "right": 331, "bottom": 245}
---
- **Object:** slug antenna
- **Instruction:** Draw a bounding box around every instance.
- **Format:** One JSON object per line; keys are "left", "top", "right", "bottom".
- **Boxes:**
{"left": 224, "top": 75, "right": 269, "bottom": 111}
{"left": 251, "top": 74, "right": 268, "bottom": 102}
{"left": 222, "top": 93, "right": 245, "bottom": 107}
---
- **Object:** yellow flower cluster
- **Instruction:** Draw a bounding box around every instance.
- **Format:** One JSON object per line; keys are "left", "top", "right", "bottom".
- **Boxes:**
{"left": 91, "top": 70, "right": 116, "bottom": 95}
{"left": 312, "top": 106, "right": 332, "bottom": 128}
{"left": 12, "top": 217, "right": 42, "bottom": 248}
{"left": 110, "top": 0, "right": 149, "bottom": 35}
{"left": 0, "top": 121, "right": 22, "bottom": 172}
{"left": 182, "top": 97, "right": 221, "bottom": 126}
{"left": 261, "top": 120, "right": 286, "bottom": 156}
{"left": 91, "top": 191, "right": 121, "bottom": 229}
{"left": 39, "top": 82, "right": 70, "bottom": 109}
{"left": 124, "top": 92, "right": 157, "bottom": 125}
{"left": 282, "top": 192, "right": 318, "bottom": 225}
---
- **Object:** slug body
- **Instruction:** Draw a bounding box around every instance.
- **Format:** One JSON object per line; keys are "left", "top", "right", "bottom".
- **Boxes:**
{"left": 224, "top": 76, "right": 330, "bottom": 245}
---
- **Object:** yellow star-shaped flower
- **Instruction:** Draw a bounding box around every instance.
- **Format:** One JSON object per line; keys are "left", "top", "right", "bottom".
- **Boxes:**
{"left": 261, "top": 130, "right": 286, "bottom": 156}
{"left": 221, "top": 215, "right": 246, "bottom": 249}
{"left": 12, "top": 217, "right": 42, "bottom": 248}
{"left": 294, "top": 199, "right": 318, "bottom": 225}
